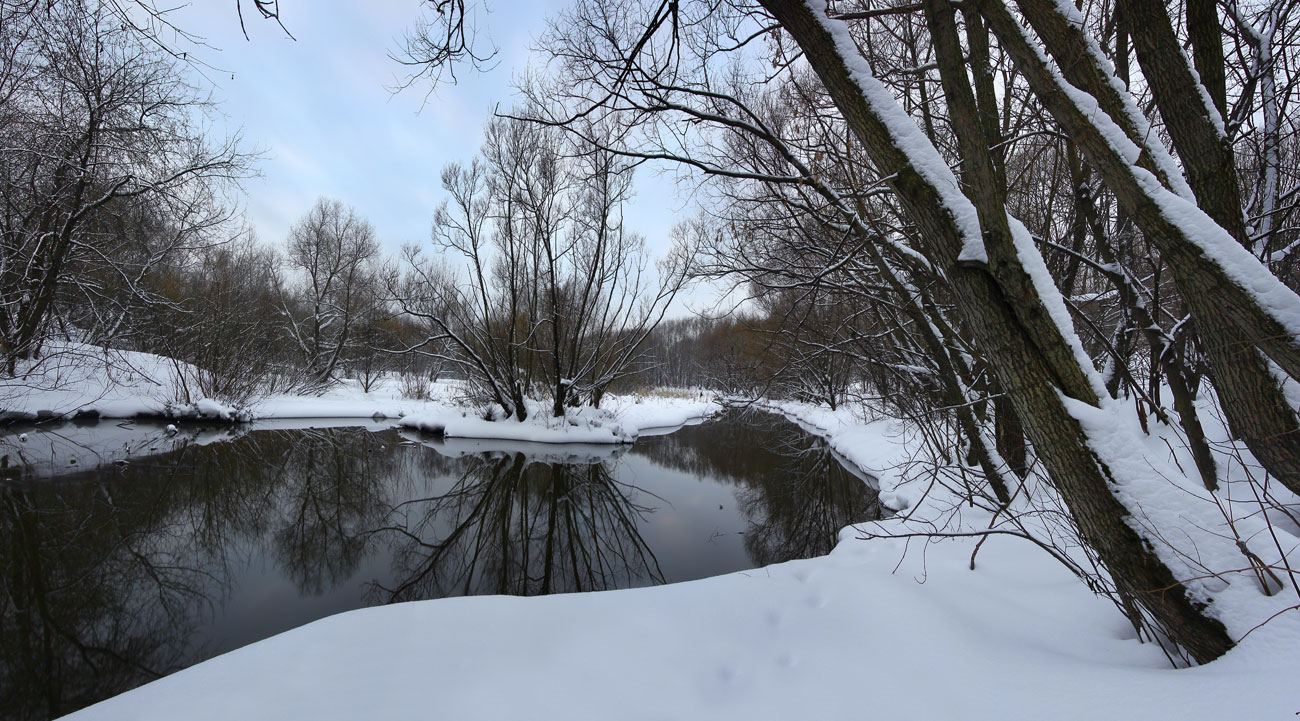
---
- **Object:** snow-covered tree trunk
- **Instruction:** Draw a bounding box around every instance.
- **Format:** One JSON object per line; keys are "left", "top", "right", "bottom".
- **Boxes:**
{"left": 981, "top": 0, "right": 1300, "bottom": 500}
{"left": 756, "top": 0, "right": 1233, "bottom": 662}
{"left": 1118, "top": 0, "right": 1249, "bottom": 247}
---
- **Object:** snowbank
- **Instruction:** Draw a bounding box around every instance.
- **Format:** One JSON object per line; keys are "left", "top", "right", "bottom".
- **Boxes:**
{"left": 0, "top": 345, "right": 720, "bottom": 445}
{"left": 0, "top": 345, "right": 242, "bottom": 422}
{"left": 62, "top": 395, "right": 1300, "bottom": 720}
{"left": 402, "top": 432, "right": 628, "bottom": 464}
{"left": 396, "top": 394, "right": 717, "bottom": 445}
{"left": 60, "top": 547, "right": 1204, "bottom": 721}
{"left": 744, "top": 399, "right": 918, "bottom": 510}
{"left": 61, "top": 528, "right": 1298, "bottom": 721}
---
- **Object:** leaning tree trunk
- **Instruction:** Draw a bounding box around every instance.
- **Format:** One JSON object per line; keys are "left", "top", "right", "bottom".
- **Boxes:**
{"left": 758, "top": 0, "right": 1233, "bottom": 662}
{"left": 981, "top": 0, "right": 1300, "bottom": 500}
{"left": 965, "top": 7, "right": 1028, "bottom": 480}
{"left": 1119, "top": 0, "right": 1247, "bottom": 247}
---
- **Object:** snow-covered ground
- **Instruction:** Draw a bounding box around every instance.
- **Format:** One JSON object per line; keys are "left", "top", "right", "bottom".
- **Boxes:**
{"left": 0, "top": 345, "right": 718, "bottom": 446}
{"left": 58, "top": 392, "right": 1300, "bottom": 720}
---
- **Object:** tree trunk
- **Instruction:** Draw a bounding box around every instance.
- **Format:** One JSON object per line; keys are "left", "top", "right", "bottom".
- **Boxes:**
{"left": 759, "top": 0, "right": 1232, "bottom": 662}
{"left": 1118, "top": 0, "right": 1247, "bottom": 248}
{"left": 1186, "top": 0, "right": 1229, "bottom": 120}
{"left": 983, "top": 0, "right": 1300, "bottom": 499}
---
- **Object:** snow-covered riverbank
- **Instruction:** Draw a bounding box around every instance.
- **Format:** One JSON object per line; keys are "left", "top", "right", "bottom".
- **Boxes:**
{"left": 59, "top": 395, "right": 1300, "bottom": 721}
{"left": 0, "top": 345, "right": 718, "bottom": 445}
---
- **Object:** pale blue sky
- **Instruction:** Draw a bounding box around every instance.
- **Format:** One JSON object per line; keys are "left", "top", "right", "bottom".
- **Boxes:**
{"left": 169, "top": 0, "right": 689, "bottom": 265}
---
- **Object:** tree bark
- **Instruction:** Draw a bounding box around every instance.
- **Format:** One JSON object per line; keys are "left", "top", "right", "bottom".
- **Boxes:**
{"left": 1118, "top": 0, "right": 1248, "bottom": 248}
{"left": 1186, "top": 0, "right": 1229, "bottom": 120}
{"left": 982, "top": 0, "right": 1300, "bottom": 500}
{"left": 759, "top": 0, "right": 1233, "bottom": 662}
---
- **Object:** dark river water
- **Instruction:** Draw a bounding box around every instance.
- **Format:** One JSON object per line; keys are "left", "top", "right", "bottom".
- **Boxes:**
{"left": 0, "top": 409, "right": 880, "bottom": 720}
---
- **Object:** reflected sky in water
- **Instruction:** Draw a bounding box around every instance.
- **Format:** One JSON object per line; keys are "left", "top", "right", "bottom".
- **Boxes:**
{"left": 0, "top": 409, "right": 878, "bottom": 720}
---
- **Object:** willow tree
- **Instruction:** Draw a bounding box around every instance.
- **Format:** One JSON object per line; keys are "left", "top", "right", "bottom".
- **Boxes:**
{"left": 391, "top": 115, "right": 690, "bottom": 419}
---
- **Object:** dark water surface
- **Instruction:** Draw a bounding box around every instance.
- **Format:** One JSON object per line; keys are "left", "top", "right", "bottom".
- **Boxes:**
{"left": 0, "top": 409, "right": 879, "bottom": 720}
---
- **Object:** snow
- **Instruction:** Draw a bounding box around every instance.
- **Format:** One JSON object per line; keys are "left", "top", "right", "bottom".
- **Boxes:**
{"left": 743, "top": 399, "right": 910, "bottom": 508}
{"left": 807, "top": 0, "right": 987, "bottom": 265}
{"left": 409, "top": 434, "right": 627, "bottom": 464}
{"left": 0, "top": 416, "right": 642, "bottom": 481}
{"left": 0, "top": 344, "right": 719, "bottom": 446}
{"left": 0, "top": 416, "right": 423, "bottom": 479}
{"left": 1047, "top": 0, "right": 1198, "bottom": 201}
{"left": 1135, "top": 168, "right": 1300, "bottom": 340}
{"left": 1062, "top": 394, "right": 1300, "bottom": 637}
{"left": 12, "top": 3, "right": 1298, "bottom": 715}
{"left": 0, "top": 345, "right": 201, "bottom": 421}
{"left": 398, "top": 393, "right": 717, "bottom": 444}
{"left": 981, "top": 0, "right": 1300, "bottom": 647}
{"left": 1008, "top": 216, "right": 1110, "bottom": 400}
{"left": 809, "top": 0, "right": 1112, "bottom": 399}
{"left": 60, "top": 394, "right": 1300, "bottom": 721}
{"left": 0, "top": 422, "right": 181, "bottom": 477}
{"left": 0, "top": 324, "right": 1277, "bottom": 720}
{"left": 1179, "top": 46, "right": 1229, "bottom": 139}
{"left": 61, "top": 543, "right": 1248, "bottom": 721}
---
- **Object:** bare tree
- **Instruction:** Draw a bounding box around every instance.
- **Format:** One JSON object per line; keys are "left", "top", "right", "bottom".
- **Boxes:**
{"left": 392, "top": 114, "right": 690, "bottom": 419}
{"left": 275, "top": 198, "right": 382, "bottom": 389}
{"left": 0, "top": 0, "right": 249, "bottom": 374}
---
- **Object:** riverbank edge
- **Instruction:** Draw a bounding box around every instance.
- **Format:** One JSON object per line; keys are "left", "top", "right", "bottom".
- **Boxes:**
{"left": 57, "top": 395, "right": 1300, "bottom": 721}
{"left": 0, "top": 344, "right": 721, "bottom": 444}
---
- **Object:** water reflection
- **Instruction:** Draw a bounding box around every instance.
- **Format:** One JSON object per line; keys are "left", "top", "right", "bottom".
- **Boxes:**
{"left": 632, "top": 409, "right": 883, "bottom": 564}
{"left": 0, "top": 410, "right": 878, "bottom": 719}
{"left": 375, "top": 452, "right": 664, "bottom": 602}
{"left": 2, "top": 468, "right": 211, "bottom": 719}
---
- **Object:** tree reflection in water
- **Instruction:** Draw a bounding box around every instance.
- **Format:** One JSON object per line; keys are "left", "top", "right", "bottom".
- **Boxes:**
{"left": 1, "top": 482, "right": 203, "bottom": 720}
{"left": 0, "top": 411, "right": 879, "bottom": 719}
{"left": 0, "top": 426, "right": 399, "bottom": 721}
{"left": 632, "top": 408, "right": 882, "bottom": 565}
{"left": 372, "top": 449, "right": 665, "bottom": 602}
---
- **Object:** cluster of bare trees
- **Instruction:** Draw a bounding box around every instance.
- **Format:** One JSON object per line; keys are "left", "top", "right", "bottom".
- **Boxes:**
{"left": 397, "top": 0, "right": 1300, "bottom": 662}
{"left": 637, "top": 307, "right": 865, "bottom": 409}
{"left": 141, "top": 234, "right": 283, "bottom": 405}
{"left": 0, "top": 1, "right": 685, "bottom": 416}
{"left": 37, "top": 193, "right": 401, "bottom": 405}
{"left": 0, "top": 0, "right": 250, "bottom": 374}
{"left": 0, "top": 0, "right": 388, "bottom": 403}
{"left": 392, "top": 115, "right": 690, "bottom": 420}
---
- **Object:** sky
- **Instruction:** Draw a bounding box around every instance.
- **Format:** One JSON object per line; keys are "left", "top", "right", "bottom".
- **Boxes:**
{"left": 165, "top": 0, "right": 691, "bottom": 271}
